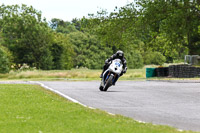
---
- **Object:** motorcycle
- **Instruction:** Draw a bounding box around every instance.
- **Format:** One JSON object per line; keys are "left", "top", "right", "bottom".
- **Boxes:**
{"left": 99, "top": 59, "right": 123, "bottom": 91}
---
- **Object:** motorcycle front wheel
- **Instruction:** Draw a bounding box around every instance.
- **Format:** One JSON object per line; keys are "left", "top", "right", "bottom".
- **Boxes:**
{"left": 103, "top": 75, "right": 113, "bottom": 91}
{"left": 99, "top": 85, "right": 104, "bottom": 91}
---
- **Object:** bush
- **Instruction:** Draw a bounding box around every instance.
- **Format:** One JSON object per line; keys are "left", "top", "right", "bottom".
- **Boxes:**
{"left": 144, "top": 51, "right": 166, "bottom": 65}
{"left": 68, "top": 31, "right": 113, "bottom": 69}
{"left": 0, "top": 46, "right": 11, "bottom": 73}
{"left": 126, "top": 50, "right": 144, "bottom": 69}
{"left": 51, "top": 33, "right": 74, "bottom": 70}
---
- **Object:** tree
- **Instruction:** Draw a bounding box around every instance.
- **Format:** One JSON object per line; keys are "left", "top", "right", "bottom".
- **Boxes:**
{"left": 51, "top": 33, "right": 74, "bottom": 70}
{"left": 68, "top": 31, "right": 113, "bottom": 69}
{"left": 71, "top": 18, "right": 82, "bottom": 31}
{"left": 50, "top": 18, "right": 77, "bottom": 34}
{"left": 81, "top": 4, "right": 146, "bottom": 67}
{"left": 81, "top": 4, "right": 139, "bottom": 52}
{"left": 0, "top": 4, "right": 54, "bottom": 69}
{"left": 0, "top": 44, "right": 12, "bottom": 73}
{"left": 136, "top": 0, "right": 200, "bottom": 55}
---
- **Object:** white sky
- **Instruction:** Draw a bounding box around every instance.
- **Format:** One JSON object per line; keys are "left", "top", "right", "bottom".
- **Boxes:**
{"left": 0, "top": 0, "right": 131, "bottom": 22}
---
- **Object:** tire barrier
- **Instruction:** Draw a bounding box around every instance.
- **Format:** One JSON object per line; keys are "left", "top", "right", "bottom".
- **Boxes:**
{"left": 146, "top": 68, "right": 156, "bottom": 78}
{"left": 155, "top": 67, "right": 169, "bottom": 77}
{"left": 146, "top": 64, "right": 200, "bottom": 78}
{"left": 168, "top": 64, "right": 200, "bottom": 78}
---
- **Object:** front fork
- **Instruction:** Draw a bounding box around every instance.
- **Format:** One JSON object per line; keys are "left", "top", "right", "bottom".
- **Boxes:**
{"left": 106, "top": 72, "right": 118, "bottom": 85}
{"left": 103, "top": 71, "right": 119, "bottom": 86}
{"left": 113, "top": 74, "right": 119, "bottom": 84}
{"left": 105, "top": 72, "right": 110, "bottom": 84}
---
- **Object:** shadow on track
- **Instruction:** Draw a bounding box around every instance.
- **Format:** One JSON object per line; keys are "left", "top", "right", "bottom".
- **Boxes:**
{"left": 99, "top": 90, "right": 124, "bottom": 92}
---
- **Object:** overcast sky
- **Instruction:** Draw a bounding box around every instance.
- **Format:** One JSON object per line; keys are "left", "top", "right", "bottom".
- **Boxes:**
{"left": 0, "top": 0, "right": 131, "bottom": 22}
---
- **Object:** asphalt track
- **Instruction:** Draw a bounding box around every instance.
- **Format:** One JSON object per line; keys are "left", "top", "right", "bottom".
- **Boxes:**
{"left": 1, "top": 80, "right": 200, "bottom": 131}
{"left": 38, "top": 80, "right": 200, "bottom": 132}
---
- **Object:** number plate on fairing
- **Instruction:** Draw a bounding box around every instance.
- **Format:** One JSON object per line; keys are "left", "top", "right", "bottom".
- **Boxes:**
{"left": 115, "top": 62, "right": 120, "bottom": 67}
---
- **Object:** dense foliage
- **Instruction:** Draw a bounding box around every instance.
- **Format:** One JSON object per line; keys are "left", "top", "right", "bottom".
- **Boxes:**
{"left": 68, "top": 31, "right": 113, "bottom": 69}
{"left": 0, "top": 45, "right": 11, "bottom": 73}
{"left": 51, "top": 33, "right": 74, "bottom": 70}
{"left": 0, "top": 4, "right": 54, "bottom": 70}
{"left": 83, "top": 1, "right": 200, "bottom": 64}
{"left": 0, "top": 1, "right": 199, "bottom": 73}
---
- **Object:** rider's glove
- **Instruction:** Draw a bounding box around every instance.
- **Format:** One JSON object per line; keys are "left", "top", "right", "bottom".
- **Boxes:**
{"left": 123, "top": 67, "right": 127, "bottom": 73}
{"left": 122, "top": 70, "right": 126, "bottom": 74}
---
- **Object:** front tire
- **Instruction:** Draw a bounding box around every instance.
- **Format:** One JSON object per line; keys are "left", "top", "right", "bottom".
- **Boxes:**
{"left": 103, "top": 75, "right": 113, "bottom": 91}
{"left": 99, "top": 85, "right": 104, "bottom": 91}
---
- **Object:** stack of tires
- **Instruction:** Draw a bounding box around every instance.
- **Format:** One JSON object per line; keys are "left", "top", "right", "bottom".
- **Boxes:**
{"left": 168, "top": 64, "right": 200, "bottom": 78}
{"left": 146, "top": 64, "right": 200, "bottom": 78}
{"left": 155, "top": 67, "right": 169, "bottom": 77}
{"left": 168, "top": 65, "right": 175, "bottom": 77}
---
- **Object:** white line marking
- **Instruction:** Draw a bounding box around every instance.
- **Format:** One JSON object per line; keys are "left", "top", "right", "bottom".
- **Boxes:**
{"left": 177, "top": 129, "right": 183, "bottom": 132}
{"left": 88, "top": 106, "right": 96, "bottom": 109}
{"left": 107, "top": 112, "right": 115, "bottom": 116}
{"left": 137, "top": 120, "right": 146, "bottom": 123}
{"left": 30, "top": 81, "right": 115, "bottom": 116}
{"left": 31, "top": 81, "right": 87, "bottom": 107}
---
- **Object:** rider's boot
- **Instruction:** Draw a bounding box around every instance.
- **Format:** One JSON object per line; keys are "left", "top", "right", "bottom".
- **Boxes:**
{"left": 100, "top": 71, "right": 103, "bottom": 78}
{"left": 100, "top": 64, "right": 108, "bottom": 78}
{"left": 100, "top": 69, "right": 106, "bottom": 78}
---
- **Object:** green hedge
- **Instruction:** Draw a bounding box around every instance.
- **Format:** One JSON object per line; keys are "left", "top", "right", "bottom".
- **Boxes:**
{"left": 0, "top": 46, "right": 11, "bottom": 73}
{"left": 143, "top": 51, "right": 166, "bottom": 65}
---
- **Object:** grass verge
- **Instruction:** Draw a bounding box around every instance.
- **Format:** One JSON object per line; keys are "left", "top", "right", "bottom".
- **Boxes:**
{"left": 0, "top": 84, "right": 197, "bottom": 133}
{"left": 0, "top": 68, "right": 146, "bottom": 81}
{"left": 0, "top": 67, "right": 200, "bottom": 81}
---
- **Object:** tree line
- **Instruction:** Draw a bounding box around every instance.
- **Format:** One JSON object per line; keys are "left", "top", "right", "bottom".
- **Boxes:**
{"left": 0, "top": 0, "right": 200, "bottom": 73}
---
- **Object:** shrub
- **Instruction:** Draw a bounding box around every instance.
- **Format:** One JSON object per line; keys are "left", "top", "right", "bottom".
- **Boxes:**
{"left": 0, "top": 46, "right": 11, "bottom": 73}
{"left": 144, "top": 51, "right": 166, "bottom": 65}
{"left": 68, "top": 31, "right": 113, "bottom": 69}
{"left": 126, "top": 50, "right": 144, "bottom": 69}
{"left": 51, "top": 33, "right": 75, "bottom": 70}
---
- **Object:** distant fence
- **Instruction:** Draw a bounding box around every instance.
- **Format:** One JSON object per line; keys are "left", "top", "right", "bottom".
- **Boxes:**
{"left": 184, "top": 55, "right": 200, "bottom": 65}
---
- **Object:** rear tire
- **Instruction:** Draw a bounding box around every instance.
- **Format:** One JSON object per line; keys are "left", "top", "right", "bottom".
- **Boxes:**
{"left": 103, "top": 75, "right": 113, "bottom": 91}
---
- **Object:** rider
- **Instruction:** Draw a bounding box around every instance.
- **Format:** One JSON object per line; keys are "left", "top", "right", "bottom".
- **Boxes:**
{"left": 100, "top": 50, "right": 127, "bottom": 84}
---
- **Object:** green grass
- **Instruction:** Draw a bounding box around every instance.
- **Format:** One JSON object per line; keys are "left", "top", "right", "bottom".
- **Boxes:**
{"left": 0, "top": 84, "right": 197, "bottom": 133}
{"left": 1, "top": 64, "right": 200, "bottom": 81}
{"left": 0, "top": 68, "right": 146, "bottom": 81}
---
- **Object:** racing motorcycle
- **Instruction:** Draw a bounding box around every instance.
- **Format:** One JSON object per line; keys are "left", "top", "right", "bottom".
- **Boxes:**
{"left": 99, "top": 59, "right": 123, "bottom": 91}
